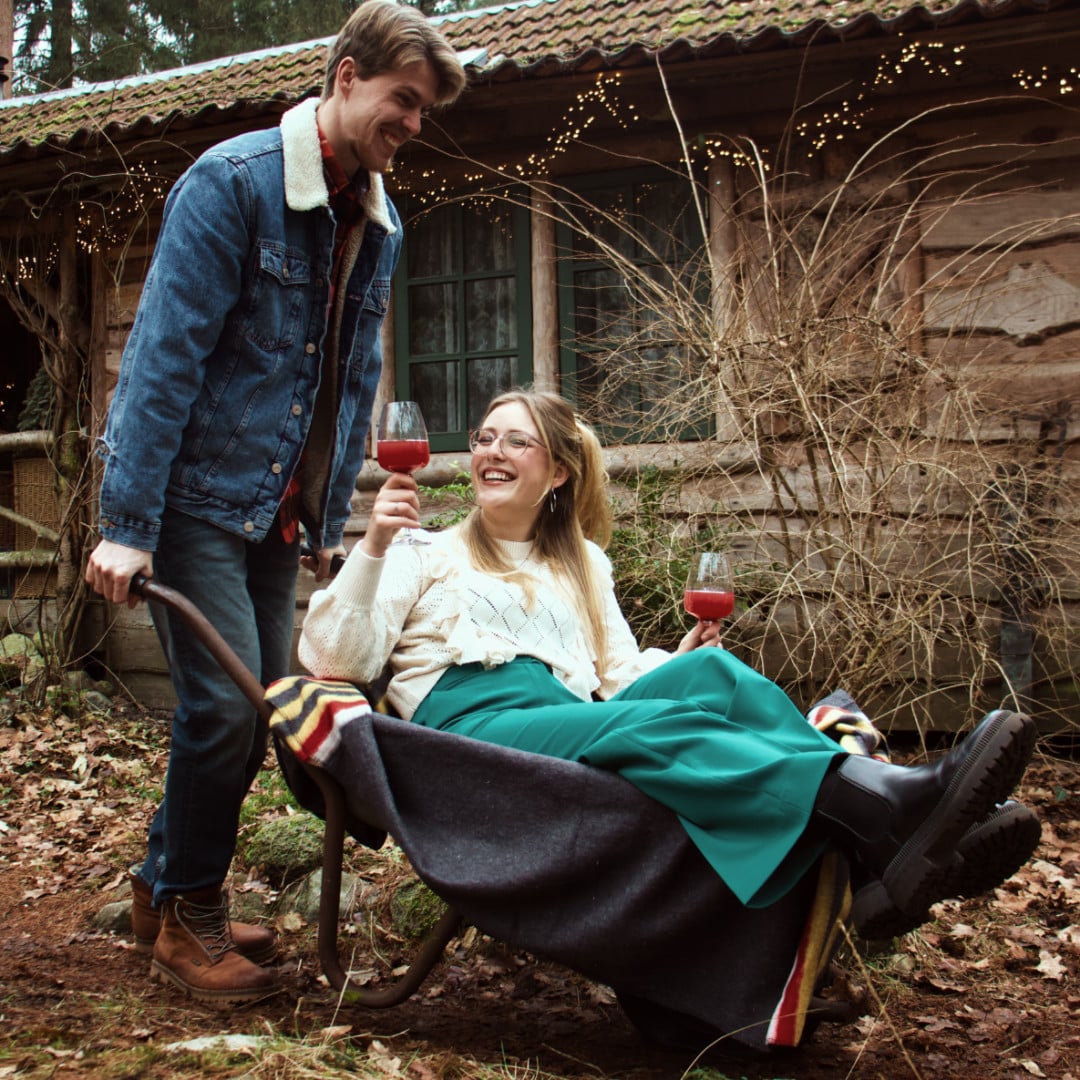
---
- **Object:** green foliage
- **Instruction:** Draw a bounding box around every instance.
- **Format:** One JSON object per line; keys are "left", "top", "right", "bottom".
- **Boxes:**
{"left": 607, "top": 466, "right": 737, "bottom": 650}
{"left": 15, "top": 365, "right": 53, "bottom": 432}
{"left": 239, "top": 765, "right": 301, "bottom": 825}
{"left": 418, "top": 470, "right": 474, "bottom": 530}
{"left": 11, "top": 0, "right": 482, "bottom": 96}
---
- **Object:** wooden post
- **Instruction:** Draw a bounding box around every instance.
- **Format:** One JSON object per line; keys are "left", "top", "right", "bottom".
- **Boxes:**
{"left": 88, "top": 250, "right": 109, "bottom": 434}
{"left": 707, "top": 154, "right": 741, "bottom": 441}
{"left": 373, "top": 292, "right": 396, "bottom": 456}
{"left": 530, "top": 185, "right": 560, "bottom": 392}
{"left": 52, "top": 208, "right": 87, "bottom": 661}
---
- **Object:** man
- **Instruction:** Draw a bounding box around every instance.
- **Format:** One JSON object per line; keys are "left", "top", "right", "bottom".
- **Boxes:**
{"left": 85, "top": 0, "right": 466, "bottom": 1003}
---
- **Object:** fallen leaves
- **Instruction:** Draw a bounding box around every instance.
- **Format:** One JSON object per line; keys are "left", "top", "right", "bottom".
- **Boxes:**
{"left": 1036, "top": 950, "right": 1067, "bottom": 981}
{"left": 1, "top": 703, "right": 168, "bottom": 907}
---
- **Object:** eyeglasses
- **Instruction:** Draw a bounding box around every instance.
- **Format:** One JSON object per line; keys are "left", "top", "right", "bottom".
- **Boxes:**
{"left": 468, "top": 428, "right": 546, "bottom": 457}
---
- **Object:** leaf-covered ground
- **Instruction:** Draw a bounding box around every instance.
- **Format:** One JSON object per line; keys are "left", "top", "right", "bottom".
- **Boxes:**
{"left": 1, "top": 700, "right": 1078, "bottom": 1079}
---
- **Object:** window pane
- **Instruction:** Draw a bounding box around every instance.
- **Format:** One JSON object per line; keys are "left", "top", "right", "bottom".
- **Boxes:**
{"left": 635, "top": 179, "right": 699, "bottom": 262}
{"left": 466, "top": 277, "right": 517, "bottom": 351}
{"left": 576, "top": 352, "right": 637, "bottom": 413}
{"left": 407, "top": 205, "right": 458, "bottom": 278}
{"left": 574, "top": 268, "right": 632, "bottom": 344}
{"left": 462, "top": 202, "right": 515, "bottom": 273}
{"left": 571, "top": 187, "right": 635, "bottom": 260}
{"left": 409, "top": 283, "right": 459, "bottom": 355}
{"left": 412, "top": 360, "right": 460, "bottom": 433}
{"left": 466, "top": 356, "right": 514, "bottom": 429}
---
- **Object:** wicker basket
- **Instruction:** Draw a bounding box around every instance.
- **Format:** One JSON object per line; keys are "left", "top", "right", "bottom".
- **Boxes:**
{"left": 13, "top": 454, "right": 60, "bottom": 552}
{"left": 13, "top": 566, "right": 57, "bottom": 599}
{"left": 0, "top": 467, "right": 14, "bottom": 550}
{"left": 11, "top": 455, "right": 60, "bottom": 598}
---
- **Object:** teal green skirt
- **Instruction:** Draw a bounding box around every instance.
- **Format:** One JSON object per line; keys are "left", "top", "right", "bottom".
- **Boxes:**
{"left": 412, "top": 649, "right": 842, "bottom": 907}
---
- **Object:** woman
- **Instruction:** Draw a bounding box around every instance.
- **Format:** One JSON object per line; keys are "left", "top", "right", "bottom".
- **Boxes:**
{"left": 299, "top": 389, "right": 1037, "bottom": 931}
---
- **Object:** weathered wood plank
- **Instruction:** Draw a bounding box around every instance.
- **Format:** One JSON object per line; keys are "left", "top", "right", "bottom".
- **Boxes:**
{"left": 924, "top": 258, "right": 1080, "bottom": 341}
{"left": 922, "top": 189, "right": 1080, "bottom": 250}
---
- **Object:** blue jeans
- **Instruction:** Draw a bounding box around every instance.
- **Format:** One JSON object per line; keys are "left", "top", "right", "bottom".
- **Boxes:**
{"left": 138, "top": 507, "right": 297, "bottom": 903}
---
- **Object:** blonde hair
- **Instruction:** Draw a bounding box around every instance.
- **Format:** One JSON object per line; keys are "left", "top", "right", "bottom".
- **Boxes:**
{"left": 461, "top": 389, "right": 613, "bottom": 664}
{"left": 322, "top": 0, "right": 467, "bottom": 105}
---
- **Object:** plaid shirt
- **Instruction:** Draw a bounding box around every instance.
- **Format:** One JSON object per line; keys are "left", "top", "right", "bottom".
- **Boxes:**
{"left": 279, "top": 129, "right": 370, "bottom": 546}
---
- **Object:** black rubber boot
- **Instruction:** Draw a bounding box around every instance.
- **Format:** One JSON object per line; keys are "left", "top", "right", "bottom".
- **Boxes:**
{"left": 849, "top": 799, "right": 1041, "bottom": 939}
{"left": 813, "top": 709, "right": 1036, "bottom": 919}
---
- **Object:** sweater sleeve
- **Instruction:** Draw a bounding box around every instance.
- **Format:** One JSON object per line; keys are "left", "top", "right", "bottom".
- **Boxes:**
{"left": 298, "top": 543, "right": 423, "bottom": 685}
{"left": 588, "top": 544, "right": 672, "bottom": 699}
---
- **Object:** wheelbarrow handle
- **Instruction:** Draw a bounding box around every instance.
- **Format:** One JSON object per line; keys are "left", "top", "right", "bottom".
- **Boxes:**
{"left": 128, "top": 572, "right": 272, "bottom": 723}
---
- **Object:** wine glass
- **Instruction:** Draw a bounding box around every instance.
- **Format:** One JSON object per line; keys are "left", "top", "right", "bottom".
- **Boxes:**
{"left": 376, "top": 400, "right": 431, "bottom": 544}
{"left": 683, "top": 552, "right": 735, "bottom": 622}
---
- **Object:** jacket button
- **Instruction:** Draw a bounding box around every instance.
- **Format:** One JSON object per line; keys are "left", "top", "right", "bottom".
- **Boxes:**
{"left": 291, "top": 404, "right": 302, "bottom": 416}
{"left": 305, "top": 342, "right": 316, "bottom": 355}
{"left": 271, "top": 462, "right": 282, "bottom": 474}
{"left": 243, "top": 522, "right": 255, "bottom": 533}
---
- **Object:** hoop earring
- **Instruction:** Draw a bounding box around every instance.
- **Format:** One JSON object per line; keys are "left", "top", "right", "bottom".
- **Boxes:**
{"left": 549, "top": 488, "right": 558, "bottom": 513}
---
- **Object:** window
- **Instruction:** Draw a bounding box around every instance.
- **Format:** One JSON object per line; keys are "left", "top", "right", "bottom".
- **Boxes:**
{"left": 555, "top": 169, "right": 709, "bottom": 439}
{"left": 394, "top": 197, "right": 532, "bottom": 452}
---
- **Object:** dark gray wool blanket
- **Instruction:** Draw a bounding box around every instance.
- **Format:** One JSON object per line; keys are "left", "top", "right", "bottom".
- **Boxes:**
{"left": 266, "top": 676, "right": 850, "bottom": 1052}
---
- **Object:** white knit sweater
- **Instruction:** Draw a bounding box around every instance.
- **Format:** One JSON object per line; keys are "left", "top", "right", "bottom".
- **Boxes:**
{"left": 298, "top": 526, "right": 672, "bottom": 720}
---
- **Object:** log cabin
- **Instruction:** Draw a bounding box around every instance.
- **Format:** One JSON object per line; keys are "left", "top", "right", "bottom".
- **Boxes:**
{"left": 2, "top": 0, "right": 1080, "bottom": 731}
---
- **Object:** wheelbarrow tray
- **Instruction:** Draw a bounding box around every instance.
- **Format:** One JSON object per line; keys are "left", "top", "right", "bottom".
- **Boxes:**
{"left": 135, "top": 575, "right": 850, "bottom": 1052}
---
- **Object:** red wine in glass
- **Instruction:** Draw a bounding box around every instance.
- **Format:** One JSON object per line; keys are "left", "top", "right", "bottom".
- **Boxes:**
{"left": 376, "top": 401, "right": 430, "bottom": 544}
{"left": 684, "top": 588, "right": 735, "bottom": 620}
{"left": 377, "top": 438, "right": 430, "bottom": 473}
{"left": 684, "top": 552, "right": 734, "bottom": 622}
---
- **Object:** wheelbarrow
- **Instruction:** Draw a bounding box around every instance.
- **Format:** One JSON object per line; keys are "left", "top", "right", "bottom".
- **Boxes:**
{"left": 128, "top": 572, "right": 855, "bottom": 1051}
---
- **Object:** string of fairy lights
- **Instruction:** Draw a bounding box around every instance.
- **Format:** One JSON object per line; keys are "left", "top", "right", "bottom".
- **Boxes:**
{"left": 795, "top": 40, "right": 967, "bottom": 156}
{"left": 1013, "top": 64, "right": 1079, "bottom": 94}
{"left": 395, "top": 72, "right": 641, "bottom": 207}
{"left": 6, "top": 160, "right": 167, "bottom": 287}
{"left": 5, "top": 39, "right": 1075, "bottom": 285}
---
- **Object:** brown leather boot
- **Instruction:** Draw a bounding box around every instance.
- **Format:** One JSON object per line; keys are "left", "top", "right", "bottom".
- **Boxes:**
{"left": 151, "top": 887, "right": 281, "bottom": 1004}
{"left": 130, "top": 868, "right": 277, "bottom": 964}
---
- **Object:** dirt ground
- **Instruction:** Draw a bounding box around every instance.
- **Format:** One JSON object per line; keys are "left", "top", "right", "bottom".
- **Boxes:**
{"left": 1, "top": 700, "right": 1078, "bottom": 1079}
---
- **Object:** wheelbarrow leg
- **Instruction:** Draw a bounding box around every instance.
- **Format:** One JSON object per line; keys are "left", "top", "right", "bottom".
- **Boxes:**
{"left": 304, "top": 760, "right": 463, "bottom": 1006}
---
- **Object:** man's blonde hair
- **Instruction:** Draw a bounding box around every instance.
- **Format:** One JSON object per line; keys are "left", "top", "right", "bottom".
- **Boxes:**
{"left": 322, "top": 0, "right": 467, "bottom": 105}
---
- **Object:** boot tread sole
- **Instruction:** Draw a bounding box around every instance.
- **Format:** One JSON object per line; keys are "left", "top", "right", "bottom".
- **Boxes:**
{"left": 150, "top": 959, "right": 281, "bottom": 1004}
{"left": 852, "top": 801, "right": 1040, "bottom": 938}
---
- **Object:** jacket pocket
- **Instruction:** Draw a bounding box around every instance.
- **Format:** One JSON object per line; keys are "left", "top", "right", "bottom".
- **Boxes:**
{"left": 343, "top": 279, "right": 391, "bottom": 384}
{"left": 361, "top": 280, "right": 390, "bottom": 316}
{"left": 242, "top": 241, "right": 313, "bottom": 354}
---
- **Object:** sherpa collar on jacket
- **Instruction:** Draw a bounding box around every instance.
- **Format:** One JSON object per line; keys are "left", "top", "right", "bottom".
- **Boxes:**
{"left": 280, "top": 97, "right": 396, "bottom": 234}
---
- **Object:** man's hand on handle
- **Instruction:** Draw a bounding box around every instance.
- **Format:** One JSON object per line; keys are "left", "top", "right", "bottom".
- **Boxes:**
{"left": 85, "top": 538, "right": 153, "bottom": 608}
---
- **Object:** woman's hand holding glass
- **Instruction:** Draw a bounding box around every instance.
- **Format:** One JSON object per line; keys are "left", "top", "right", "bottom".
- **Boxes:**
{"left": 362, "top": 472, "right": 423, "bottom": 558}
{"left": 676, "top": 552, "right": 734, "bottom": 653}
{"left": 363, "top": 401, "right": 431, "bottom": 554}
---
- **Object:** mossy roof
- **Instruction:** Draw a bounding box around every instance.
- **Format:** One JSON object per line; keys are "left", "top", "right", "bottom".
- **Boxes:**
{"left": 0, "top": 0, "right": 1073, "bottom": 161}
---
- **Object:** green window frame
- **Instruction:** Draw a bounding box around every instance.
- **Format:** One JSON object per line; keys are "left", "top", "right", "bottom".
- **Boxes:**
{"left": 393, "top": 196, "right": 533, "bottom": 453}
{"left": 555, "top": 167, "right": 710, "bottom": 440}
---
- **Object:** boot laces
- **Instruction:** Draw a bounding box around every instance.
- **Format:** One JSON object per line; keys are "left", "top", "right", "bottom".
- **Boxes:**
{"left": 176, "top": 895, "right": 236, "bottom": 962}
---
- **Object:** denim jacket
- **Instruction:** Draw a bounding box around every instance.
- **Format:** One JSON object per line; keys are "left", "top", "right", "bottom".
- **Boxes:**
{"left": 97, "top": 97, "right": 400, "bottom": 552}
